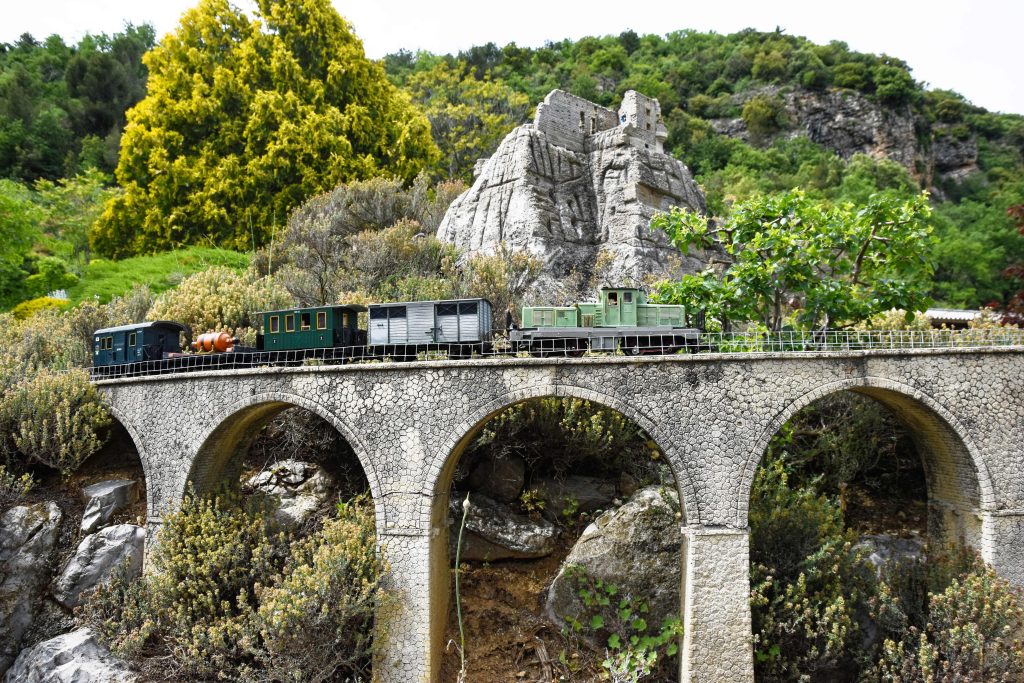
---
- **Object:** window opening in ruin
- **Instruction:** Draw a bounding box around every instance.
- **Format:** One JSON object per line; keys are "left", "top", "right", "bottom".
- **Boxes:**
{"left": 590, "top": 117, "right": 597, "bottom": 134}
{"left": 579, "top": 111, "right": 585, "bottom": 132}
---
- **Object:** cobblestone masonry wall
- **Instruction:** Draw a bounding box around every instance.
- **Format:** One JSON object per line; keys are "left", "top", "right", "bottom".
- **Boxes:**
{"left": 96, "top": 349, "right": 1024, "bottom": 683}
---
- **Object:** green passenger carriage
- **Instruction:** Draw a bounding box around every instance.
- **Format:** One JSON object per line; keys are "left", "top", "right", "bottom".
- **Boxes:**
{"left": 258, "top": 305, "right": 367, "bottom": 352}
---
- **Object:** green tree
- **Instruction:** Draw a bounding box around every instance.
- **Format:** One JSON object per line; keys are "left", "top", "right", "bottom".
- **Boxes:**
{"left": 33, "top": 168, "right": 117, "bottom": 269}
{"left": 651, "top": 189, "right": 934, "bottom": 330}
{"left": 406, "top": 61, "right": 529, "bottom": 181}
{"left": 0, "top": 179, "right": 41, "bottom": 306}
{"left": 0, "top": 27, "right": 154, "bottom": 181}
{"left": 91, "top": 0, "right": 439, "bottom": 258}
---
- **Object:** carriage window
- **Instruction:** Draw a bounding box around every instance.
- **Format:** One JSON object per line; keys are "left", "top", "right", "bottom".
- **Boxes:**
{"left": 458, "top": 301, "right": 478, "bottom": 315}
{"left": 269, "top": 316, "right": 280, "bottom": 333}
{"left": 607, "top": 292, "right": 619, "bottom": 306}
{"left": 437, "top": 303, "right": 458, "bottom": 316}
{"left": 388, "top": 306, "right": 407, "bottom": 319}
{"left": 624, "top": 292, "right": 632, "bottom": 304}
{"left": 102, "top": 337, "right": 113, "bottom": 350}
{"left": 370, "top": 307, "right": 387, "bottom": 320}
{"left": 300, "top": 313, "right": 311, "bottom": 330}
{"left": 285, "top": 315, "right": 295, "bottom": 332}
{"left": 128, "top": 332, "right": 137, "bottom": 347}
{"left": 317, "top": 311, "right": 327, "bottom": 329}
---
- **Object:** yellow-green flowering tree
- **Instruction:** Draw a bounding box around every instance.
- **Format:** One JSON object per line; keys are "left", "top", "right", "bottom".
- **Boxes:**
{"left": 406, "top": 60, "right": 529, "bottom": 181}
{"left": 91, "top": 0, "right": 439, "bottom": 258}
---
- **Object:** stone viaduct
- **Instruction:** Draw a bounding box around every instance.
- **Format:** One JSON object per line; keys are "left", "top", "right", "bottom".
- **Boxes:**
{"left": 94, "top": 347, "right": 1024, "bottom": 683}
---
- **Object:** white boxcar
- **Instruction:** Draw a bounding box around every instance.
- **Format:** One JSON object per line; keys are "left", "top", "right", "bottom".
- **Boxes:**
{"left": 368, "top": 299, "right": 493, "bottom": 346}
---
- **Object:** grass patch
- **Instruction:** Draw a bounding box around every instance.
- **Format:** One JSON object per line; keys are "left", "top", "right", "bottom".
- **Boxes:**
{"left": 67, "top": 247, "right": 250, "bottom": 304}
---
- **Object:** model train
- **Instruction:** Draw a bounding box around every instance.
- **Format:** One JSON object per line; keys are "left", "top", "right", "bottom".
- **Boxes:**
{"left": 92, "top": 286, "right": 703, "bottom": 375}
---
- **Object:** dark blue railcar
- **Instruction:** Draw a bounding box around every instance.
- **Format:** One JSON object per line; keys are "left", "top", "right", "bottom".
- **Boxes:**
{"left": 93, "top": 321, "right": 190, "bottom": 367}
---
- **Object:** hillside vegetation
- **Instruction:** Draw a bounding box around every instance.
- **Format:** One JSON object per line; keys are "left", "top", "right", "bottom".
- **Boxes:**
{"left": 387, "top": 29, "right": 1024, "bottom": 309}
{"left": 2, "top": 10, "right": 1024, "bottom": 683}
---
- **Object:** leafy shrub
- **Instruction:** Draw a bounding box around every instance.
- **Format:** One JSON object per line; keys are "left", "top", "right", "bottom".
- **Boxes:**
{"left": 453, "top": 244, "right": 543, "bottom": 323}
{"left": 833, "top": 62, "right": 868, "bottom": 90}
{"left": 562, "top": 564, "right": 682, "bottom": 682}
{"left": 765, "top": 393, "right": 920, "bottom": 501}
{"left": 466, "top": 398, "right": 655, "bottom": 481}
{"left": 0, "top": 464, "right": 34, "bottom": 510}
{"left": 84, "top": 492, "right": 285, "bottom": 677}
{"left": 749, "top": 452, "right": 871, "bottom": 681}
{"left": 856, "top": 308, "right": 933, "bottom": 331}
{"left": 872, "top": 560, "right": 1024, "bottom": 681}
{"left": 0, "top": 367, "right": 111, "bottom": 477}
{"left": 146, "top": 267, "right": 292, "bottom": 342}
{"left": 253, "top": 496, "right": 388, "bottom": 682}
{"left": 11, "top": 295, "right": 70, "bottom": 320}
{"left": 742, "top": 95, "right": 787, "bottom": 141}
{"left": 873, "top": 65, "right": 917, "bottom": 106}
{"left": 84, "top": 492, "right": 386, "bottom": 682}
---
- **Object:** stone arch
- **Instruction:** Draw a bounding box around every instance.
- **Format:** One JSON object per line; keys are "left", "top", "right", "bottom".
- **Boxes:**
{"left": 425, "top": 382, "right": 700, "bottom": 525}
{"left": 188, "top": 391, "right": 386, "bottom": 531}
{"left": 736, "top": 376, "right": 997, "bottom": 549}
{"left": 102, "top": 403, "right": 157, "bottom": 521}
{"left": 420, "top": 382, "right": 700, "bottom": 682}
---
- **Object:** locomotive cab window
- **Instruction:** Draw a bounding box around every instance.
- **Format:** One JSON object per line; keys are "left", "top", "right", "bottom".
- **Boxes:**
{"left": 269, "top": 316, "right": 280, "bottom": 333}
{"left": 128, "top": 332, "right": 137, "bottom": 347}
{"left": 285, "top": 314, "right": 295, "bottom": 332}
{"left": 316, "top": 311, "right": 327, "bottom": 329}
{"left": 300, "top": 313, "right": 311, "bottom": 330}
{"left": 102, "top": 336, "right": 113, "bottom": 350}
{"left": 608, "top": 292, "right": 619, "bottom": 306}
{"left": 624, "top": 292, "right": 632, "bottom": 304}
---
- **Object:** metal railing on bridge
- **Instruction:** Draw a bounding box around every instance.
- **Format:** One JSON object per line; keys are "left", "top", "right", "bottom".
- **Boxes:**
{"left": 87, "top": 328, "right": 1024, "bottom": 381}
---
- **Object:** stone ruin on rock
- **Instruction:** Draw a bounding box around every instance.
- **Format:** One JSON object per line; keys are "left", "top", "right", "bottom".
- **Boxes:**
{"left": 437, "top": 89, "right": 708, "bottom": 281}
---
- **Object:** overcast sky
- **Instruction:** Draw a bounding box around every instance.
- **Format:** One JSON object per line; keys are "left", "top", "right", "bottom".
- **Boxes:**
{"left": 3, "top": 0, "right": 1022, "bottom": 115}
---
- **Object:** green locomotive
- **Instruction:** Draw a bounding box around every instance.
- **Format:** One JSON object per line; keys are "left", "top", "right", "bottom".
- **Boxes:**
{"left": 510, "top": 286, "right": 702, "bottom": 355}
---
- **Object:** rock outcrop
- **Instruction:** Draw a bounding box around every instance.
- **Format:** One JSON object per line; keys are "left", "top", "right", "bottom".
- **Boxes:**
{"left": 466, "top": 455, "right": 526, "bottom": 504}
{"left": 245, "top": 459, "right": 335, "bottom": 528}
{"left": 53, "top": 524, "right": 145, "bottom": 609}
{"left": 438, "top": 89, "right": 708, "bottom": 282}
{"left": 80, "top": 479, "right": 139, "bottom": 534}
{"left": 450, "top": 492, "right": 558, "bottom": 562}
{"left": 711, "top": 86, "right": 979, "bottom": 196}
{"left": 3, "top": 628, "right": 136, "bottom": 683}
{"left": 0, "top": 502, "right": 62, "bottom": 676}
{"left": 546, "top": 486, "right": 681, "bottom": 642}
{"left": 534, "top": 475, "right": 616, "bottom": 519}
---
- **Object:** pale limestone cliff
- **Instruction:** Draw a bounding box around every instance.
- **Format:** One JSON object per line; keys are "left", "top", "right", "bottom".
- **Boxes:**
{"left": 437, "top": 90, "right": 707, "bottom": 280}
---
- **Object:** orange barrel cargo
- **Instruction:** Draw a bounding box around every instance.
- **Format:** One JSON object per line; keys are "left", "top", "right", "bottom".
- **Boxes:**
{"left": 190, "top": 332, "right": 236, "bottom": 353}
